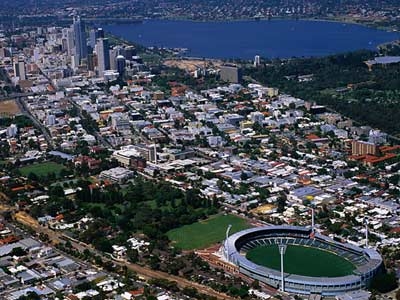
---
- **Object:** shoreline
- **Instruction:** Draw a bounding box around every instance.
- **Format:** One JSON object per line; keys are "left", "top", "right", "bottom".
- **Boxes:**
{"left": 101, "top": 15, "right": 398, "bottom": 33}
{"left": 142, "top": 16, "right": 400, "bottom": 32}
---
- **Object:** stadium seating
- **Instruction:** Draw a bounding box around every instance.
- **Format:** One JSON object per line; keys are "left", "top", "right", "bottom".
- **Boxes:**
{"left": 239, "top": 235, "right": 368, "bottom": 266}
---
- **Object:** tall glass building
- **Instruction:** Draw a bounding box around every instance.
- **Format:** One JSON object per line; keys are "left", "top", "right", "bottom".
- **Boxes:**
{"left": 73, "top": 16, "right": 88, "bottom": 63}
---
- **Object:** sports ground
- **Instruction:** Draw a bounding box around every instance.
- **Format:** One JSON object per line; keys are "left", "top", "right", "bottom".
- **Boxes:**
{"left": 19, "top": 162, "right": 65, "bottom": 177}
{"left": 167, "top": 214, "right": 251, "bottom": 250}
{"left": 246, "top": 244, "right": 356, "bottom": 277}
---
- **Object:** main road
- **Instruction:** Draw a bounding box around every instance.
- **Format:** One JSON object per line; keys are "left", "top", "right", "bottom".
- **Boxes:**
{"left": 15, "top": 96, "right": 54, "bottom": 148}
{"left": 67, "top": 98, "right": 114, "bottom": 149}
{"left": 0, "top": 89, "right": 54, "bottom": 147}
{"left": 11, "top": 208, "right": 236, "bottom": 300}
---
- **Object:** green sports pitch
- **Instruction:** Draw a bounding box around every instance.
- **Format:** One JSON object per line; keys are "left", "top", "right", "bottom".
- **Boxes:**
{"left": 167, "top": 214, "right": 251, "bottom": 250}
{"left": 19, "top": 162, "right": 65, "bottom": 177}
{"left": 246, "top": 244, "right": 356, "bottom": 277}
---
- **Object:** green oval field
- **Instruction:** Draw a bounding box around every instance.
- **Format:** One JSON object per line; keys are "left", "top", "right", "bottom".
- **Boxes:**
{"left": 246, "top": 244, "right": 356, "bottom": 277}
{"left": 167, "top": 214, "right": 251, "bottom": 250}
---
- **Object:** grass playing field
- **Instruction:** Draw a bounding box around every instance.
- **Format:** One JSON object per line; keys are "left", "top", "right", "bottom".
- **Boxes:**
{"left": 167, "top": 214, "right": 251, "bottom": 250}
{"left": 246, "top": 244, "right": 356, "bottom": 277}
{"left": 19, "top": 162, "right": 65, "bottom": 177}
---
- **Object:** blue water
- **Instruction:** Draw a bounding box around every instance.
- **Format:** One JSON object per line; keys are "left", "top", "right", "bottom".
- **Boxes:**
{"left": 104, "top": 19, "right": 400, "bottom": 59}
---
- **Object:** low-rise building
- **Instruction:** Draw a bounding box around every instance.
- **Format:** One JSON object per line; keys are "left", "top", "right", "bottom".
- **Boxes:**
{"left": 99, "top": 167, "right": 134, "bottom": 183}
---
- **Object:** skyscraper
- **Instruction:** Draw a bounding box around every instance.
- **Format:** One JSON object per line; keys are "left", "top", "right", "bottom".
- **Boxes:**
{"left": 98, "top": 28, "right": 105, "bottom": 39}
{"left": 73, "top": 16, "right": 87, "bottom": 63}
{"left": 122, "top": 46, "right": 136, "bottom": 60}
{"left": 87, "top": 53, "right": 95, "bottom": 71}
{"left": 64, "top": 28, "right": 75, "bottom": 57}
{"left": 89, "top": 29, "right": 97, "bottom": 49}
{"left": 13, "top": 57, "right": 26, "bottom": 80}
{"left": 116, "top": 55, "right": 126, "bottom": 76}
{"left": 89, "top": 27, "right": 105, "bottom": 49}
{"left": 109, "top": 47, "right": 119, "bottom": 70}
{"left": 96, "top": 38, "right": 110, "bottom": 77}
{"left": 220, "top": 64, "right": 242, "bottom": 83}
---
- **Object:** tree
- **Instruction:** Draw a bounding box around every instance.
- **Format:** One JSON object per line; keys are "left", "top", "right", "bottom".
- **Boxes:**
{"left": 17, "top": 292, "right": 40, "bottom": 300}
{"left": 74, "top": 281, "right": 95, "bottom": 293}
{"left": 59, "top": 168, "right": 71, "bottom": 178}
{"left": 27, "top": 172, "right": 39, "bottom": 182}
{"left": 395, "top": 288, "right": 400, "bottom": 300}
{"left": 27, "top": 139, "right": 37, "bottom": 149}
{"left": 126, "top": 248, "right": 139, "bottom": 263}
{"left": 370, "top": 272, "right": 398, "bottom": 293}
{"left": 0, "top": 141, "right": 10, "bottom": 158}
{"left": 46, "top": 172, "right": 56, "bottom": 182}
{"left": 277, "top": 193, "right": 287, "bottom": 213}
{"left": 389, "top": 174, "right": 400, "bottom": 185}
{"left": 10, "top": 247, "right": 27, "bottom": 257}
{"left": 49, "top": 185, "right": 64, "bottom": 198}
{"left": 76, "top": 140, "right": 90, "bottom": 156}
{"left": 251, "top": 279, "right": 260, "bottom": 290}
{"left": 182, "top": 287, "right": 199, "bottom": 298}
{"left": 94, "top": 237, "right": 113, "bottom": 253}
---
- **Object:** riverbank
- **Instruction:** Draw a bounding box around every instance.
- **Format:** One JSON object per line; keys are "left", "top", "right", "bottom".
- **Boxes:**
{"left": 141, "top": 15, "right": 399, "bottom": 32}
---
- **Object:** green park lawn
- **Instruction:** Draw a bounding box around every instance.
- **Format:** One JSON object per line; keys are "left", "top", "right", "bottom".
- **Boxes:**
{"left": 167, "top": 214, "right": 251, "bottom": 250}
{"left": 19, "top": 162, "right": 66, "bottom": 177}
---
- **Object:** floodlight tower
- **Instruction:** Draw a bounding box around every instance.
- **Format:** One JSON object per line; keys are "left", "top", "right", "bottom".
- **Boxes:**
{"left": 153, "top": 144, "right": 157, "bottom": 164}
{"left": 311, "top": 206, "right": 315, "bottom": 234}
{"left": 223, "top": 224, "right": 232, "bottom": 259}
{"left": 278, "top": 244, "right": 287, "bottom": 292}
{"left": 226, "top": 224, "right": 232, "bottom": 240}
{"left": 364, "top": 217, "right": 369, "bottom": 248}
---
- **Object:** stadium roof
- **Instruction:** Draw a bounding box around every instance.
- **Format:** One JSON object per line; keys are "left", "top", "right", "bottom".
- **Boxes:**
{"left": 224, "top": 225, "right": 382, "bottom": 286}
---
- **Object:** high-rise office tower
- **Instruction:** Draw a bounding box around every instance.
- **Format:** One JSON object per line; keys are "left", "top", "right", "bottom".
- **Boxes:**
{"left": 73, "top": 16, "right": 87, "bottom": 63}
{"left": 87, "top": 53, "right": 95, "bottom": 71}
{"left": 33, "top": 47, "right": 40, "bottom": 63}
{"left": 71, "top": 54, "right": 79, "bottom": 70}
{"left": 109, "top": 47, "right": 119, "bottom": 70}
{"left": 96, "top": 38, "right": 110, "bottom": 77}
{"left": 97, "top": 28, "right": 105, "bottom": 39}
{"left": 254, "top": 55, "right": 260, "bottom": 67}
{"left": 116, "top": 55, "right": 126, "bottom": 76}
{"left": 122, "top": 46, "right": 136, "bottom": 60}
{"left": 89, "top": 27, "right": 105, "bottom": 49}
{"left": 64, "top": 28, "right": 75, "bottom": 57}
{"left": 220, "top": 64, "right": 242, "bottom": 83}
{"left": 13, "top": 57, "right": 26, "bottom": 80}
{"left": 89, "top": 29, "right": 97, "bottom": 49}
{"left": 61, "top": 28, "right": 68, "bottom": 52}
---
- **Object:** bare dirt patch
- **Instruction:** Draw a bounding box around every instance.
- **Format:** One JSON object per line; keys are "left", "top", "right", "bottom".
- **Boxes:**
{"left": 0, "top": 100, "right": 20, "bottom": 116}
{"left": 164, "top": 58, "right": 223, "bottom": 72}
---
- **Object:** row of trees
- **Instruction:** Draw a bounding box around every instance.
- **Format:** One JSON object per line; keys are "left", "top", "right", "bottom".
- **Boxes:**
{"left": 246, "top": 50, "right": 400, "bottom": 135}
{"left": 74, "top": 177, "right": 219, "bottom": 252}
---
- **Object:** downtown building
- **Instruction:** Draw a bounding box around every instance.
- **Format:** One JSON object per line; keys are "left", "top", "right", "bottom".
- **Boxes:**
{"left": 96, "top": 38, "right": 110, "bottom": 77}
{"left": 72, "top": 16, "right": 88, "bottom": 64}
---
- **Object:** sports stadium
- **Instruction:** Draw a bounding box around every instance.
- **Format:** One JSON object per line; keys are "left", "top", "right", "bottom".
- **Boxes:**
{"left": 223, "top": 226, "right": 383, "bottom": 296}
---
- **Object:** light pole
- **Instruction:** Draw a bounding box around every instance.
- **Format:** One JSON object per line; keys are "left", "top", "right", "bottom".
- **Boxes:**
{"left": 223, "top": 224, "right": 232, "bottom": 259}
{"left": 309, "top": 204, "right": 316, "bottom": 235}
{"left": 311, "top": 206, "right": 315, "bottom": 233}
{"left": 278, "top": 244, "right": 287, "bottom": 292}
{"left": 364, "top": 217, "right": 369, "bottom": 248}
{"left": 226, "top": 224, "right": 232, "bottom": 241}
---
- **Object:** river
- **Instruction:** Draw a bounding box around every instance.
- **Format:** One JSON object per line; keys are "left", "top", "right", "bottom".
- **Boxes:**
{"left": 104, "top": 19, "right": 399, "bottom": 59}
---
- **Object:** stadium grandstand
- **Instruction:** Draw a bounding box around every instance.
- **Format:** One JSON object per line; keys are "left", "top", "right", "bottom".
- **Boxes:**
{"left": 223, "top": 226, "right": 383, "bottom": 296}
